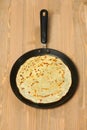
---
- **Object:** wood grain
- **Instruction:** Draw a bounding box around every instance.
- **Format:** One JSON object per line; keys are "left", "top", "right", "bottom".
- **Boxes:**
{"left": 0, "top": 0, "right": 87, "bottom": 130}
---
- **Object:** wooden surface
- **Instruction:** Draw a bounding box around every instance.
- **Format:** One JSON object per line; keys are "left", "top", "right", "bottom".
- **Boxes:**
{"left": 0, "top": 0, "right": 87, "bottom": 130}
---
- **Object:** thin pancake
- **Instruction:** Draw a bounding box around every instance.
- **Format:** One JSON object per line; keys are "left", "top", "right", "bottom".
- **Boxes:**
{"left": 16, "top": 55, "right": 72, "bottom": 103}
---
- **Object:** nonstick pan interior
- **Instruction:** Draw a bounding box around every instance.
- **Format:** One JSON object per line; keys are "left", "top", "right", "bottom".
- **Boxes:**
{"left": 10, "top": 48, "right": 79, "bottom": 108}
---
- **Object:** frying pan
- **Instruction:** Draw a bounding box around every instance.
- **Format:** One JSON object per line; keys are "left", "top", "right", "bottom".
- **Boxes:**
{"left": 10, "top": 9, "right": 79, "bottom": 109}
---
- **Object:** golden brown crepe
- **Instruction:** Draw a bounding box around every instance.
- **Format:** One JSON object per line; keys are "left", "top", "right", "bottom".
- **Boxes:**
{"left": 16, "top": 55, "right": 72, "bottom": 103}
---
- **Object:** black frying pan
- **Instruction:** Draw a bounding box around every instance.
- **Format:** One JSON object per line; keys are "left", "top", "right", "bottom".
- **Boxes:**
{"left": 10, "top": 9, "right": 79, "bottom": 109}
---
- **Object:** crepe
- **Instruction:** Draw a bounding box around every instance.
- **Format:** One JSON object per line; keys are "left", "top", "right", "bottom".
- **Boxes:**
{"left": 16, "top": 55, "right": 72, "bottom": 103}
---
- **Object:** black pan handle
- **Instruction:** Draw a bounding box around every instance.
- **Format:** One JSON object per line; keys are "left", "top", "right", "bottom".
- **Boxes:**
{"left": 40, "top": 9, "right": 48, "bottom": 44}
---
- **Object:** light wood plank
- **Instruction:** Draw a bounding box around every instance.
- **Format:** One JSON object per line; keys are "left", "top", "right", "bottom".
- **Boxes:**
{"left": 0, "top": 0, "right": 87, "bottom": 130}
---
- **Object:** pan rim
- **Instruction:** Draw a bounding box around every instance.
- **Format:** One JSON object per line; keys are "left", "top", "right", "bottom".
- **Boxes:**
{"left": 10, "top": 48, "right": 79, "bottom": 109}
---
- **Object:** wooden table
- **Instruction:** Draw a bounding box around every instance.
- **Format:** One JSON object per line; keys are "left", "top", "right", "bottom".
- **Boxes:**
{"left": 0, "top": 0, "right": 87, "bottom": 130}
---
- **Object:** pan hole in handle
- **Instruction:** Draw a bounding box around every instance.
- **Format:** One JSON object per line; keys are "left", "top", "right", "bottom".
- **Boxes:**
{"left": 43, "top": 12, "right": 46, "bottom": 16}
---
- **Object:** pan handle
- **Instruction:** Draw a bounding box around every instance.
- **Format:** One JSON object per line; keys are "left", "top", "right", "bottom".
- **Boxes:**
{"left": 40, "top": 9, "right": 48, "bottom": 44}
